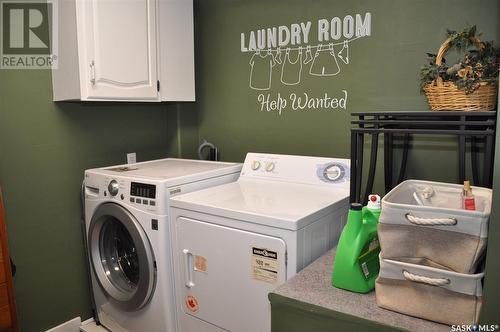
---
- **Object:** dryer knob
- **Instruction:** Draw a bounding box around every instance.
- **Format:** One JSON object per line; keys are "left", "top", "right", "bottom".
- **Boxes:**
{"left": 251, "top": 160, "right": 261, "bottom": 170}
{"left": 265, "top": 162, "right": 275, "bottom": 172}
{"left": 108, "top": 180, "right": 119, "bottom": 196}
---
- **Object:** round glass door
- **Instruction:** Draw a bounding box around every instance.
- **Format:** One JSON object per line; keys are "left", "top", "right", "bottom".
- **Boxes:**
{"left": 100, "top": 218, "right": 140, "bottom": 292}
{"left": 89, "top": 203, "right": 156, "bottom": 312}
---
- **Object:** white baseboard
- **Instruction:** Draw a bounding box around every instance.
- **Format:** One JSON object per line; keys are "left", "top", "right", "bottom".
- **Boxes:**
{"left": 80, "top": 318, "right": 108, "bottom": 332}
{"left": 81, "top": 318, "right": 95, "bottom": 326}
{"left": 46, "top": 317, "right": 82, "bottom": 332}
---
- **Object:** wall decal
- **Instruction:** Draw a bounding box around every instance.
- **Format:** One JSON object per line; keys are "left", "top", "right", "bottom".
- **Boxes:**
{"left": 309, "top": 43, "right": 341, "bottom": 77}
{"left": 246, "top": 37, "right": 364, "bottom": 90}
{"left": 249, "top": 50, "right": 274, "bottom": 90}
{"left": 280, "top": 48, "right": 303, "bottom": 85}
{"left": 257, "top": 91, "right": 348, "bottom": 115}
{"left": 241, "top": 12, "right": 371, "bottom": 115}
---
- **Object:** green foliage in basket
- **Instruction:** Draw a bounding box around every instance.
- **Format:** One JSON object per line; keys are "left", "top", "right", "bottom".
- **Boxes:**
{"left": 420, "top": 26, "right": 500, "bottom": 94}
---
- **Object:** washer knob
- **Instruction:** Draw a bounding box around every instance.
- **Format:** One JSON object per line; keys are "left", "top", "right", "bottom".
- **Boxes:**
{"left": 108, "top": 180, "right": 119, "bottom": 196}
{"left": 251, "top": 160, "right": 261, "bottom": 170}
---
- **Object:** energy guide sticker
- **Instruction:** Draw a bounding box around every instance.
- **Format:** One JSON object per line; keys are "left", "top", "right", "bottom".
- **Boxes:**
{"left": 251, "top": 247, "right": 279, "bottom": 284}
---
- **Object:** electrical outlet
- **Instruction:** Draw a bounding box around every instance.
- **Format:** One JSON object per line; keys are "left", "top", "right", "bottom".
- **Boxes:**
{"left": 127, "top": 153, "right": 136, "bottom": 164}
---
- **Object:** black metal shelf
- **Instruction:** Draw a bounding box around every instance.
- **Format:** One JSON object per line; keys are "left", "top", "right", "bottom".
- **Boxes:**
{"left": 350, "top": 111, "right": 497, "bottom": 204}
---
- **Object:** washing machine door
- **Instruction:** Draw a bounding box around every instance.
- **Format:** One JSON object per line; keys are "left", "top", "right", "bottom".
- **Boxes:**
{"left": 89, "top": 202, "right": 156, "bottom": 312}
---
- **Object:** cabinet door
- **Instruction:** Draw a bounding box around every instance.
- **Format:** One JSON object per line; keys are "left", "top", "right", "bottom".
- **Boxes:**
{"left": 77, "top": 0, "right": 159, "bottom": 100}
{"left": 175, "top": 217, "right": 287, "bottom": 332}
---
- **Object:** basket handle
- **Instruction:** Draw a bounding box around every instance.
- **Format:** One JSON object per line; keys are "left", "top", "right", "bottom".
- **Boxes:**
{"left": 403, "top": 270, "right": 450, "bottom": 287}
{"left": 405, "top": 213, "right": 457, "bottom": 226}
{"left": 434, "top": 35, "right": 485, "bottom": 86}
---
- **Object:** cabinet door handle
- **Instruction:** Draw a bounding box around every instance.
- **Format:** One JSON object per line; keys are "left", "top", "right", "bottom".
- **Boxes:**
{"left": 90, "top": 61, "right": 96, "bottom": 85}
{"left": 183, "top": 249, "right": 195, "bottom": 288}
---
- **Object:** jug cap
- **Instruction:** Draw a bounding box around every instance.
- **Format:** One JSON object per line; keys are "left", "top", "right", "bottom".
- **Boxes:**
{"left": 350, "top": 203, "right": 363, "bottom": 211}
{"left": 367, "top": 194, "right": 381, "bottom": 210}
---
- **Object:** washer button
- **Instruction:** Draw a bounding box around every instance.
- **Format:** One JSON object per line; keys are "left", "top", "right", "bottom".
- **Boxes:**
{"left": 142, "top": 199, "right": 148, "bottom": 205}
{"left": 150, "top": 200, "right": 156, "bottom": 206}
{"left": 130, "top": 197, "right": 135, "bottom": 203}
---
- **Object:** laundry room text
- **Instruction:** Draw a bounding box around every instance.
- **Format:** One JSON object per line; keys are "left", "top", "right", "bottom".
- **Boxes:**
{"left": 240, "top": 13, "right": 371, "bottom": 51}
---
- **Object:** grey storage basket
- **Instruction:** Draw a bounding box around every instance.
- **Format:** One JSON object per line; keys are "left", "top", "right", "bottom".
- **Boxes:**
{"left": 376, "top": 256, "right": 483, "bottom": 325}
{"left": 379, "top": 180, "right": 491, "bottom": 273}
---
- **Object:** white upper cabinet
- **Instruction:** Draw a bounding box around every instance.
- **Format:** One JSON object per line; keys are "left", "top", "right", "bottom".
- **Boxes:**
{"left": 52, "top": 0, "right": 195, "bottom": 102}
{"left": 78, "top": 0, "right": 158, "bottom": 100}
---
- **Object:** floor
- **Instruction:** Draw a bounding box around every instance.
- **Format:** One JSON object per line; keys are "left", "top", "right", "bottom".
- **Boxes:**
{"left": 80, "top": 321, "right": 108, "bottom": 332}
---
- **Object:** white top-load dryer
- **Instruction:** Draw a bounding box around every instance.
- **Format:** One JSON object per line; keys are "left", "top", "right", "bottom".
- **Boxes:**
{"left": 169, "top": 153, "right": 350, "bottom": 332}
{"left": 83, "top": 158, "right": 242, "bottom": 332}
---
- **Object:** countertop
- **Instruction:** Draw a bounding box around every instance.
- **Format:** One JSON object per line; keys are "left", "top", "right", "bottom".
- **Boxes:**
{"left": 272, "top": 247, "right": 450, "bottom": 332}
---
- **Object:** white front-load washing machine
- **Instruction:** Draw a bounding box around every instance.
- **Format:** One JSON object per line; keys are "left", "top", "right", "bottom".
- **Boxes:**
{"left": 83, "top": 158, "right": 242, "bottom": 332}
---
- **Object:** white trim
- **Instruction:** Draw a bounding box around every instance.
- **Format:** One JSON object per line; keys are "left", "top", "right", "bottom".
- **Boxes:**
{"left": 80, "top": 319, "right": 108, "bottom": 332}
{"left": 80, "top": 318, "right": 95, "bottom": 326}
{"left": 45, "top": 317, "right": 81, "bottom": 332}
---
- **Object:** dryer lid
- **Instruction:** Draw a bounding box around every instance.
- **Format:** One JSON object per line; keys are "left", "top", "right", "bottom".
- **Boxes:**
{"left": 170, "top": 178, "right": 349, "bottom": 230}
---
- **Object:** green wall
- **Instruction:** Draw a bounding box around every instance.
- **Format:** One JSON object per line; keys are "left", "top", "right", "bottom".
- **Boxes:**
{"left": 480, "top": 93, "right": 500, "bottom": 323}
{"left": 192, "top": 0, "right": 500, "bottom": 325}
{"left": 0, "top": 0, "right": 499, "bottom": 331}
{"left": 193, "top": 0, "right": 499, "bottom": 184}
{"left": 0, "top": 70, "right": 182, "bottom": 331}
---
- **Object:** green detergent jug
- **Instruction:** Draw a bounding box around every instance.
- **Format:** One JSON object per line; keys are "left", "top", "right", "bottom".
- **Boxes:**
{"left": 331, "top": 195, "right": 381, "bottom": 293}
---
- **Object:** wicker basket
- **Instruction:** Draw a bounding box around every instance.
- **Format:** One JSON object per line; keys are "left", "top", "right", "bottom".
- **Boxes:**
{"left": 423, "top": 36, "right": 498, "bottom": 112}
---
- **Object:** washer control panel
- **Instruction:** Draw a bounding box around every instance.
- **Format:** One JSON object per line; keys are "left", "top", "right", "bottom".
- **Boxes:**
{"left": 240, "top": 153, "right": 350, "bottom": 188}
{"left": 101, "top": 178, "right": 128, "bottom": 199}
{"left": 129, "top": 181, "right": 157, "bottom": 207}
{"left": 98, "top": 177, "right": 158, "bottom": 212}
{"left": 84, "top": 170, "right": 166, "bottom": 213}
{"left": 108, "top": 180, "right": 119, "bottom": 196}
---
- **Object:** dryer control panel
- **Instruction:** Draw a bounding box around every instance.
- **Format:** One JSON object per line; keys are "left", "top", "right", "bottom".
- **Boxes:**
{"left": 240, "top": 153, "right": 350, "bottom": 189}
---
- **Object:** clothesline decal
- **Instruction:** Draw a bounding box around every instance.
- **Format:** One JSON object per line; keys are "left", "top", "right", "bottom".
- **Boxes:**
{"left": 240, "top": 12, "right": 372, "bottom": 115}
{"left": 242, "top": 35, "right": 362, "bottom": 53}
{"left": 248, "top": 36, "right": 361, "bottom": 91}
